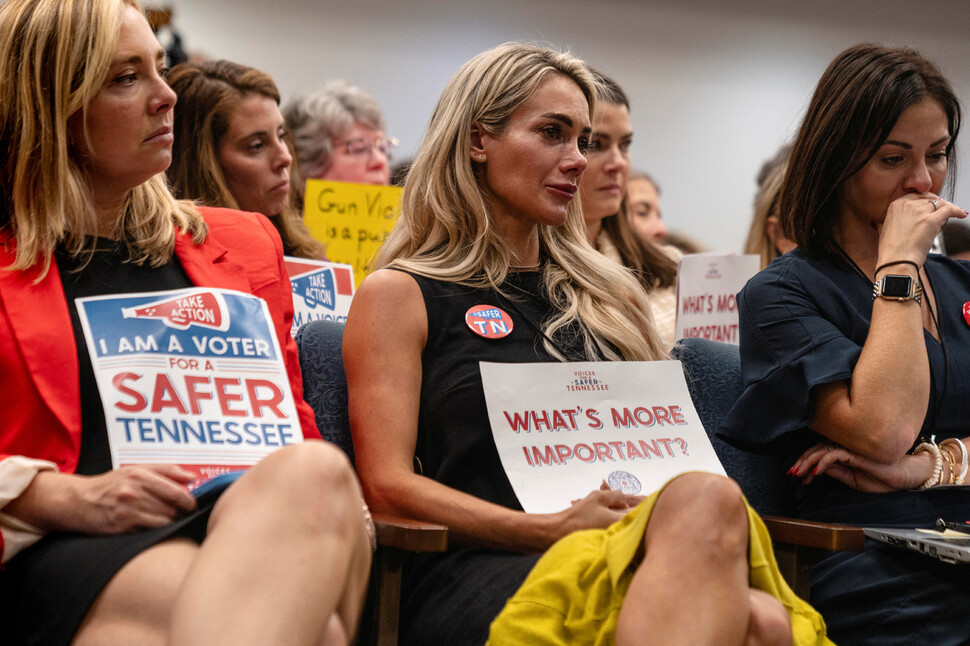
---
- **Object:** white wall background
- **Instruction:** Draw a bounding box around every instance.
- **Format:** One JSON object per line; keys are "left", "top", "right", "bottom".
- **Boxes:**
{"left": 159, "top": 0, "right": 970, "bottom": 253}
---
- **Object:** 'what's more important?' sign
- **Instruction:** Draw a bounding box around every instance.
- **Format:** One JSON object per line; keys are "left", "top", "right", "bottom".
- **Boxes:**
{"left": 76, "top": 288, "right": 303, "bottom": 487}
{"left": 675, "top": 253, "right": 759, "bottom": 346}
{"left": 481, "top": 360, "right": 725, "bottom": 513}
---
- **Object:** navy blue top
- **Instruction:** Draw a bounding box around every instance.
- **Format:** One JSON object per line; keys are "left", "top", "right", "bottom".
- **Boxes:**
{"left": 720, "top": 248, "right": 970, "bottom": 524}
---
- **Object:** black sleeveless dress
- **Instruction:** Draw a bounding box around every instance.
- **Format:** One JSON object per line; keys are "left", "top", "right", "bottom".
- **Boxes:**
{"left": 0, "top": 241, "right": 230, "bottom": 645}
{"left": 397, "top": 269, "right": 591, "bottom": 646}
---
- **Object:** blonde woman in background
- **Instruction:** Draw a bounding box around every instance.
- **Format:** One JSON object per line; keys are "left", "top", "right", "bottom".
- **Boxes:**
{"left": 745, "top": 147, "right": 797, "bottom": 270}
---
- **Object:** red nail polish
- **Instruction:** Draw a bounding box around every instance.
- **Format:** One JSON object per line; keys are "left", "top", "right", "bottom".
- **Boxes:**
{"left": 811, "top": 466, "right": 818, "bottom": 476}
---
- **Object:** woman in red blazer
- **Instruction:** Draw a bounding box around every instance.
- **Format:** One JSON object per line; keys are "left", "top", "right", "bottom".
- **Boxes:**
{"left": 0, "top": 1, "right": 370, "bottom": 644}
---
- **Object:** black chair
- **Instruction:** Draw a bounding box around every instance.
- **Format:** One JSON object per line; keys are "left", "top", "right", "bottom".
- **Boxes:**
{"left": 671, "top": 337, "right": 864, "bottom": 597}
{"left": 297, "top": 319, "right": 447, "bottom": 646}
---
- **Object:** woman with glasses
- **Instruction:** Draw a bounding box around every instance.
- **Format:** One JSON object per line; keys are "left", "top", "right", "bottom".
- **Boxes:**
{"left": 166, "top": 60, "right": 325, "bottom": 259}
{"left": 284, "top": 80, "right": 394, "bottom": 195}
{"left": 578, "top": 71, "right": 679, "bottom": 347}
{"left": 343, "top": 42, "right": 828, "bottom": 646}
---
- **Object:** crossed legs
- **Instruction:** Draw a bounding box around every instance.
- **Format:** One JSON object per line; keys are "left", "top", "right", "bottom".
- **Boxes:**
{"left": 615, "top": 472, "right": 792, "bottom": 646}
{"left": 72, "top": 441, "right": 372, "bottom": 646}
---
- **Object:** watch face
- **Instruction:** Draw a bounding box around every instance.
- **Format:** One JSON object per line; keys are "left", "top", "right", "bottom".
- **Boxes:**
{"left": 882, "top": 275, "right": 913, "bottom": 298}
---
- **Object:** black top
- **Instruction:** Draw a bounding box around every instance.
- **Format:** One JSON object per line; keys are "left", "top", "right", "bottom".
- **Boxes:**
{"left": 56, "top": 240, "right": 193, "bottom": 475}
{"left": 720, "top": 248, "right": 970, "bottom": 524}
{"left": 405, "top": 269, "right": 592, "bottom": 511}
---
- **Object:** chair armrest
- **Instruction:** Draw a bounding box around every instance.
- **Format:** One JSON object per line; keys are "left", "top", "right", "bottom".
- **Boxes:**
{"left": 762, "top": 515, "right": 865, "bottom": 551}
{"left": 373, "top": 512, "right": 448, "bottom": 553}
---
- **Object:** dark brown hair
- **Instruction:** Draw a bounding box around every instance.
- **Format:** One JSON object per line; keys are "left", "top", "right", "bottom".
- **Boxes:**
{"left": 591, "top": 70, "right": 677, "bottom": 289}
{"left": 167, "top": 60, "right": 325, "bottom": 259}
{"left": 783, "top": 44, "right": 961, "bottom": 257}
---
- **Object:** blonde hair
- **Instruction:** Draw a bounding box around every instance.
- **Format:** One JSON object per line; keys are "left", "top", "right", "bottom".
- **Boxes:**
{"left": 376, "top": 43, "right": 665, "bottom": 362}
{"left": 744, "top": 157, "right": 788, "bottom": 270}
{"left": 0, "top": 0, "right": 205, "bottom": 276}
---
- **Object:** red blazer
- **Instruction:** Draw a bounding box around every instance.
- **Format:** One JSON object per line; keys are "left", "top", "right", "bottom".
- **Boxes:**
{"left": 0, "top": 207, "right": 319, "bottom": 550}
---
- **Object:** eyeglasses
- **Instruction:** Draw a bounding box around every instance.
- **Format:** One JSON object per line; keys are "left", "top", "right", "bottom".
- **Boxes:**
{"left": 339, "top": 136, "right": 398, "bottom": 161}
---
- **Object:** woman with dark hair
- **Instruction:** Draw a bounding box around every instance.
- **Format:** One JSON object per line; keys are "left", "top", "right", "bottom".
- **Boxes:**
{"left": 578, "top": 71, "right": 679, "bottom": 346}
{"left": 722, "top": 43, "right": 970, "bottom": 643}
{"left": 166, "top": 60, "right": 325, "bottom": 259}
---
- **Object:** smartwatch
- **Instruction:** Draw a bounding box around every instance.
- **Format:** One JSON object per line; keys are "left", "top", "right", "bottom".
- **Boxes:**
{"left": 873, "top": 274, "right": 923, "bottom": 304}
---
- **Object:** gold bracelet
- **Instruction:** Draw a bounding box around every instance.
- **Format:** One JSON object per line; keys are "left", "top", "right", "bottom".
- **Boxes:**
{"left": 941, "top": 438, "right": 969, "bottom": 485}
{"left": 941, "top": 446, "right": 956, "bottom": 485}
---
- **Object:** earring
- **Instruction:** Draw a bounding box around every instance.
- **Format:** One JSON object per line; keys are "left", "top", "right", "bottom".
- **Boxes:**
{"left": 479, "top": 154, "right": 485, "bottom": 162}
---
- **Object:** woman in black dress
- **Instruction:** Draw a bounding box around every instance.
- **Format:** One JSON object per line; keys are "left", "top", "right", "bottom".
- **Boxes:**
{"left": 344, "top": 42, "right": 826, "bottom": 646}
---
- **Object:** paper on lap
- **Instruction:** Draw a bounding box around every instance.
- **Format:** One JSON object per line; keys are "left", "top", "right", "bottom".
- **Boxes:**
{"left": 482, "top": 360, "right": 725, "bottom": 513}
{"left": 76, "top": 287, "right": 302, "bottom": 489}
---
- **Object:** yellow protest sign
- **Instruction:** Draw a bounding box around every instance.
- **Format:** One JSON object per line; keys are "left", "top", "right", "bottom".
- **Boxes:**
{"left": 302, "top": 179, "right": 402, "bottom": 286}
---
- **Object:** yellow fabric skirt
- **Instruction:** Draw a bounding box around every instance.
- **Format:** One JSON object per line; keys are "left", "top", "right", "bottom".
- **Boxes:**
{"left": 487, "top": 479, "right": 833, "bottom": 645}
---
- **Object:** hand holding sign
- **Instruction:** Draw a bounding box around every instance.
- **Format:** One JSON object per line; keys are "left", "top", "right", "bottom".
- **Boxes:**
{"left": 15, "top": 464, "right": 198, "bottom": 535}
{"left": 558, "top": 488, "right": 643, "bottom": 538}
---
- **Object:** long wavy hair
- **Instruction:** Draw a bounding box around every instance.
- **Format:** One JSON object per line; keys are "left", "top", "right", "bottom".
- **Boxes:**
{"left": 166, "top": 60, "right": 325, "bottom": 259}
{"left": 376, "top": 43, "right": 665, "bottom": 362}
{"left": 0, "top": 0, "right": 206, "bottom": 275}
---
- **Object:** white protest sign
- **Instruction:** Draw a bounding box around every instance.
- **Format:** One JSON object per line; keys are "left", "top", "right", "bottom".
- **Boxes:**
{"left": 481, "top": 360, "right": 725, "bottom": 514}
{"left": 76, "top": 288, "right": 302, "bottom": 487}
{"left": 675, "top": 253, "right": 759, "bottom": 345}
{"left": 284, "top": 257, "right": 355, "bottom": 336}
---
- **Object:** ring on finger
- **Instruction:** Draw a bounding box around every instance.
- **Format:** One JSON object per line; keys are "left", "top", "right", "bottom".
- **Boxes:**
{"left": 825, "top": 442, "right": 838, "bottom": 452}
{"left": 931, "top": 198, "right": 941, "bottom": 211}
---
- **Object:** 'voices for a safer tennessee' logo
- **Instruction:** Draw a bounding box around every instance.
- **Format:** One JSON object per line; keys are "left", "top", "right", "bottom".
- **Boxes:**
{"left": 122, "top": 291, "right": 230, "bottom": 331}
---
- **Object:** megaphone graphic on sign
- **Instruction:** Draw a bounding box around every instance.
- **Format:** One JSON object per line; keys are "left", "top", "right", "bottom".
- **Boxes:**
{"left": 122, "top": 291, "right": 230, "bottom": 331}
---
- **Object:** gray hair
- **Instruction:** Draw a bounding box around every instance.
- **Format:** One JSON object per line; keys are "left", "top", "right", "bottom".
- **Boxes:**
{"left": 283, "top": 80, "right": 386, "bottom": 185}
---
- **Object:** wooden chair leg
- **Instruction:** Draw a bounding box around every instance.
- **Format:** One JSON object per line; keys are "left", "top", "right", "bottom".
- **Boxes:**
{"left": 357, "top": 547, "right": 409, "bottom": 646}
{"left": 773, "top": 543, "right": 838, "bottom": 601}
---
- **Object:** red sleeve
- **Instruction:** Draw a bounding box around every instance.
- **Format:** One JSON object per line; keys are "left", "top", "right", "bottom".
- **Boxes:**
{"left": 252, "top": 215, "right": 320, "bottom": 440}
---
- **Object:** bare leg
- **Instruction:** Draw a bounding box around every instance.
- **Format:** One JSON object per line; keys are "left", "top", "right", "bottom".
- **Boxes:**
{"left": 615, "top": 472, "right": 753, "bottom": 646}
{"left": 744, "top": 589, "right": 792, "bottom": 646}
{"left": 70, "top": 442, "right": 368, "bottom": 645}
{"left": 168, "top": 441, "right": 372, "bottom": 645}
{"left": 72, "top": 538, "right": 199, "bottom": 646}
